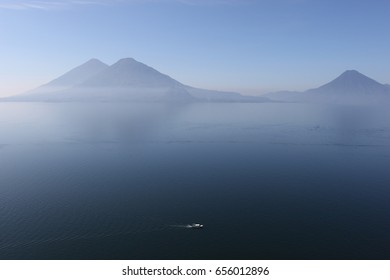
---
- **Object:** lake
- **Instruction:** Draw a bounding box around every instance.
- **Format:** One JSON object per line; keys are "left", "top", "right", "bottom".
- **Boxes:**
{"left": 0, "top": 102, "right": 389, "bottom": 259}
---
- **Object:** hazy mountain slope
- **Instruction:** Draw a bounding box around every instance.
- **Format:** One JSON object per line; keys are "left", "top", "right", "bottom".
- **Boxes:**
{"left": 265, "top": 70, "right": 390, "bottom": 104}
{"left": 306, "top": 70, "right": 389, "bottom": 96}
{"left": 74, "top": 58, "right": 267, "bottom": 102}
{"left": 79, "top": 58, "right": 180, "bottom": 88}
{"left": 20, "top": 59, "right": 109, "bottom": 97}
{"left": 3, "top": 57, "right": 268, "bottom": 103}
{"left": 262, "top": 90, "right": 304, "bottom": 102}
{"left": 185, "top": 86, "right": 269, "bottom": 102}
{"left": 54, "top": 58, "right": 194, "bottom": 102}
{"left": 45, "top": 58, "right": 109, "bottom": 87}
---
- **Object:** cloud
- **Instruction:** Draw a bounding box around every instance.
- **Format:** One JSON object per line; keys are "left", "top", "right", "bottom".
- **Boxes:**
{"left": 175, "top": 0, "right": 251, "bottom": 6}
{"left": 0, "top": 0, "right": 250, "bottom": 10}
{"left": 0, "top": 0, "right": 115, "bottom": 10}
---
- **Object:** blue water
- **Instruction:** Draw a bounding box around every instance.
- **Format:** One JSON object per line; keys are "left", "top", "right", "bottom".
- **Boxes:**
{"left": 0, "top": 102, "right": 389, "bottom": 259}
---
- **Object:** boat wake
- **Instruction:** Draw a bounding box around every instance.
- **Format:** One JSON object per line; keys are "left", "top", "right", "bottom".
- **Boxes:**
{"left": 170, "top": 223, "right": 204, "bottom": 229}
{"left": 169, "top": 224, "right": 193, "bottom": 229}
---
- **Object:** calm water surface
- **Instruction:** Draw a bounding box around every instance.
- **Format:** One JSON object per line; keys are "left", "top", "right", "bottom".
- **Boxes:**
{"left": 0, "top": 102, "right": 389, "bottom": 259}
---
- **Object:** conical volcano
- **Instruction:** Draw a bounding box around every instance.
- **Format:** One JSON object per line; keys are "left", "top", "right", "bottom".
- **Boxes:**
{"left": 4, "top": 57, "right": 267, "bottom": 102}
{"left": 79, "top": 58, "right": 181, "bottom": 88}
{"left": 306, "top": 70, "right": 389, "bottom": 96}
{"left": 46, "top": 58, "right": 109, "bottom": 87}
{"left": 265, "top": 70, "right": 390, "bottom": 104}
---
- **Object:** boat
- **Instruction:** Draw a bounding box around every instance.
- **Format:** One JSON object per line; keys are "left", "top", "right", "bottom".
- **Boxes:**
{"left": 190, "top": 223, "right": 204, "bottom": 229}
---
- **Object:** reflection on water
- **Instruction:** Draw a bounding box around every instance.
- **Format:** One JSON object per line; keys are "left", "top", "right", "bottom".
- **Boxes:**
{"left": 0, "top": 102, "right": 390, "bottom": 259}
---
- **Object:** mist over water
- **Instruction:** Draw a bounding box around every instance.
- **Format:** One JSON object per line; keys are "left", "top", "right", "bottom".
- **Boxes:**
{"left": 0, "top": 102, "right": 390, "bottom": 259}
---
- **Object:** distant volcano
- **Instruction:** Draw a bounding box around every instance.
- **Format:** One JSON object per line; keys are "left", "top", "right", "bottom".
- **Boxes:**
{"left": 306, "top": 70, "right": 390, "bottom": 96}
{"left": 21, "top": 59, "right": 109, "bottom": 96}
{"left": 5, "top": 58, "right": 268, "bottom": 103}
{"left": 46, "top": 58, "right": 109, "bottom": 87}
{"left": 265, "top": 70, "right": 390, "bottom": 104}
{"left": 79, "top": 58, "right": 181, "bottom": 88}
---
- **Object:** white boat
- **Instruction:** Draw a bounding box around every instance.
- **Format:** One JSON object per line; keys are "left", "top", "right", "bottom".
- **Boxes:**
{"left": 190, "top": 223, "right": 204, "bottom": 229}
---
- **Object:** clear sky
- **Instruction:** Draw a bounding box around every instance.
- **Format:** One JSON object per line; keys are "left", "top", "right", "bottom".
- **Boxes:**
{"left": 0, "top": 0, "right": 389, "bottom": 97}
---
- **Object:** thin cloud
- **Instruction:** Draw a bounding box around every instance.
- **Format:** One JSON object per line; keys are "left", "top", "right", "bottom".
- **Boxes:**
{"left": 0, "top": 0, "right": 253, "bottom": 10}
{"left": 0, "top": 0, "right": 113, "bottom": 10}
{"left": 176, "top": 0, "right": 252, "bottom": 6}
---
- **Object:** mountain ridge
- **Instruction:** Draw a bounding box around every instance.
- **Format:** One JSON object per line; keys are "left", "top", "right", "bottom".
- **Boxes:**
{"left": 18, "top": 58, "right": 109, "bottom": 98}
{"left": 46, "top": 58, "right": 109, "bottom": 87}
{"left": 305, "top": 70, "right": 389, "bottom": 96}
{"left": 4, "top": 58, "right": 268, "bottom": 103}
{"left": 79, "top": 58, "right": 181, "bottom": 88}
{"left": 265, "top": 70, "right": 390, "bottom": 104}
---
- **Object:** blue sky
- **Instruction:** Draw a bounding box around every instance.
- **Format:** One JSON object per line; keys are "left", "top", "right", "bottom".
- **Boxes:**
{"left": 0, "top": 0, "right": 389, "bottom": 96}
